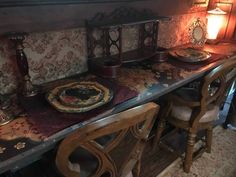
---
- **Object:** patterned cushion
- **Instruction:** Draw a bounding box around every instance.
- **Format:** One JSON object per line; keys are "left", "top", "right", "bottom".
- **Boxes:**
{"left": 171, "top": 104, "right": 219, "bottom": 123}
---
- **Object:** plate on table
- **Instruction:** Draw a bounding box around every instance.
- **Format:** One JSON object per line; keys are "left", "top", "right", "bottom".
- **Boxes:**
{"left": 46, "top": 81, "right": 113, "bottom": 113}
{"left": 169, "top": 48, "right": 211, "bottom": 63}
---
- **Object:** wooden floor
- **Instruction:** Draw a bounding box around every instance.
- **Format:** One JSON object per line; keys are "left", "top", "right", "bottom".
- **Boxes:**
{"left": 140, "top": 130, "right": 186, "bottom": 177}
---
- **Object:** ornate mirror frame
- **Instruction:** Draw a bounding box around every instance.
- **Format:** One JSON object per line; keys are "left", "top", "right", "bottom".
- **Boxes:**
{"left": 189, "top": 18, "right": 207, "bottom": 46}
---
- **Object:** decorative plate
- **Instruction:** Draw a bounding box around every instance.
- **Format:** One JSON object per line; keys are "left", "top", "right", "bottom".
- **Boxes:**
{"left": 169, "top": 48, "right": 211, "bottom": 63}
{"left": 46, "top": 81, "right": 113, "bottom": 113}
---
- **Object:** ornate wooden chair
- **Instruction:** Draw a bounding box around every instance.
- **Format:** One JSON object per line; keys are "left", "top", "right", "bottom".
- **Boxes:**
{"left": 56, "top": 102, "right": 159, "bottom": 177}
{"left": 153, "top": 59, "right": 236, "bottom": 173}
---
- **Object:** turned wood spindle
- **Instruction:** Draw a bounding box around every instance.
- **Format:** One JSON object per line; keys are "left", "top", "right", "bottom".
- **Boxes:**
{"left": 9, "top": 33, "right": 39, "bottom": 97}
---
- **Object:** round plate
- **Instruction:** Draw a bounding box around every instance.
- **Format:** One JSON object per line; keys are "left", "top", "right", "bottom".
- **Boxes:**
{"left": 46, "top": 81, "right": 113, "bottom": 113}
{"left": 169, "top": 48, "right": 211, "bottom": 63}
{"left": 58, "top": 83, "right": 105, "bottom": 107}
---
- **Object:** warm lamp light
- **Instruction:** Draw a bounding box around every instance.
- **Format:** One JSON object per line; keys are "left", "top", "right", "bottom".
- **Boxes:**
{"left": 207, "top": 7, "right": 226, "bottom": 40}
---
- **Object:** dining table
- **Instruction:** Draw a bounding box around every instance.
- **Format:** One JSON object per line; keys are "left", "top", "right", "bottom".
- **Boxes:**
{"left": 0, "top": 42, "right": 236, "bottom": 175}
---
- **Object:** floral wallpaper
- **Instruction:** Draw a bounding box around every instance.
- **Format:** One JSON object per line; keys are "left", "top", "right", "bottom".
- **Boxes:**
{"left": 0, "top": 11, "right": 206, "bottom": 94}
{"left": 24, "top": 29, "right": 87, "bottom": 84}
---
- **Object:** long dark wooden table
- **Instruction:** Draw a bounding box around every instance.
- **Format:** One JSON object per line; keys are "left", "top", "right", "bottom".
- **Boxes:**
{"left": 0, "top": 43, "right": 236, "bottom": 174}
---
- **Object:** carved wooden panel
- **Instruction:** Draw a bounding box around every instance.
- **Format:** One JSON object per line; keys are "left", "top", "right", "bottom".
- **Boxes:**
{"left": 56, "top": 103, "right": 159, "bottom": 177}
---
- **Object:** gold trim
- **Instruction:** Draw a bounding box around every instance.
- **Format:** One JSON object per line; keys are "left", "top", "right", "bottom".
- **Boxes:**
{"left": 189, "top": 18, "right": 207, "bottom": 47}
{"left": 0, "top": 146, "right": 6, "bottom": 154}
{"left": 14, "top": 142, "right": 26, "bottom": 150}
{"left": 46, "top": 81, "right": 113, "bottom": 113}
{"left": 0, "top": 110, "right": 14, "bottom": 126}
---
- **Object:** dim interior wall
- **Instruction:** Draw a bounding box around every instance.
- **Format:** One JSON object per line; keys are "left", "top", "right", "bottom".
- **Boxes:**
{"left": 0, "top": 0, "right": 208, "bottom": 34}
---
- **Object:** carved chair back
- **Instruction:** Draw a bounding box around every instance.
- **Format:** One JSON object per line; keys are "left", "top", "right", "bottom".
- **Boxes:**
{"left": 192, "top": 58, "right": 236, "bottom": 127}
{"left": 56, "top": 102, "right": 159, "bottom": 177}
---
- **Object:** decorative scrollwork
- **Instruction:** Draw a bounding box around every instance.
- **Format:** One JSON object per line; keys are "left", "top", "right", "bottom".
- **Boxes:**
{"left": 86, "top": 6, "right": 157, "bottom": 27}
{"left": 14, "top": 142, "right": 26, "bottom": 150}
{"left": 189, "top": 18, "right": 207, "bottom": 47}
{"left": 86, "top": 7, "right": 159, "bottom": 60}
{"left": 0, "top": 146, "right": 6, "bottom": 154}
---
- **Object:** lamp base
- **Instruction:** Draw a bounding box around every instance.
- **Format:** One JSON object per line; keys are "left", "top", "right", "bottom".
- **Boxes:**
{"left": 206, "top": 39, "right": 220, "bottom": 45}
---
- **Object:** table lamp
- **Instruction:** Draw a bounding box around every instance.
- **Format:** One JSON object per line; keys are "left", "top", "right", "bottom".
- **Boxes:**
{"left": 207, "top": 7, "right": 226, "bottom": 43}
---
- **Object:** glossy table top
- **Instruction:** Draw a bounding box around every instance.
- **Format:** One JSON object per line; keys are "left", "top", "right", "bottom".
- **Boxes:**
{"left": 0, "top": 43, "right": 236, "bottom": 174}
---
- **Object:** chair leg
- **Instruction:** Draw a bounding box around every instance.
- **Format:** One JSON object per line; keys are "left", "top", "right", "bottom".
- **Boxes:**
{"left": 152, "top": 102, "right": 172, "bottom": 150}
{"left": 132, "top": 159, "right": 141, "bottom": 177}
{"left": 183, "top": 131, "right": 196, "bottom": 173}
{"left": 152, "top": 118, "right": 166, "bottom": 151}
{"left": 206, "top": 127, "right": 213, "bottom": 153}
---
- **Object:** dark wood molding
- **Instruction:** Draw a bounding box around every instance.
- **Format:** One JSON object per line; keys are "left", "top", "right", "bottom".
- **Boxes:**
{"left": 0, "top": 0, "right": 146, "bottom": 7}
{"left": 0, "top": 0, "right": 207, "bottom": 35}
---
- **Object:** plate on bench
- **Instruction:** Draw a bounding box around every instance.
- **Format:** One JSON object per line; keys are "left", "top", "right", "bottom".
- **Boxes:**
{"left": 169, "top": 48, "right": 211, "bottom": 63}
{"left": 46, "top": 81, "right": 113, "bottom": 113}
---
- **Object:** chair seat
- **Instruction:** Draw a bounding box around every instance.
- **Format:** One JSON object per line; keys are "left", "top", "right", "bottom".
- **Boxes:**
{"left": 171, "top": 104, "right": 219, "bottom": 123}
{"left": 174, "top": 88, "right": 200, "bottom": 102}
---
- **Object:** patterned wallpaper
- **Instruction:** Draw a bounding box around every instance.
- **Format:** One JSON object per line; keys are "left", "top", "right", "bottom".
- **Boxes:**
{"left": 158, "top": 12, "right": 206, "bottom": 48}
{"left": 0, "top": 11, "right": 206, "bottom": 94}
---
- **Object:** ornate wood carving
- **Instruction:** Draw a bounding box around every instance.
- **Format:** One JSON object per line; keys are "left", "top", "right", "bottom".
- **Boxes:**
{"left": 56, "top": 102, "right": 159, "bottom": 177}
{"left": 86, "top": 7, "right": 157, "bottom": 27}
{"left": 154, "top": 58, "right": 236, "bottom": 173}
{"left": 86, "top": 7, "right": 168, "bottom": 78}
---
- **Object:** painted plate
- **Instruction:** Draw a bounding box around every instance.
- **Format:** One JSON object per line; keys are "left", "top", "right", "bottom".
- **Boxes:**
{"left": 46, "top": 81, "right": 113, "bottom": 113}
{"left": 169, "top": 48, "right": 211, "bottom": 63}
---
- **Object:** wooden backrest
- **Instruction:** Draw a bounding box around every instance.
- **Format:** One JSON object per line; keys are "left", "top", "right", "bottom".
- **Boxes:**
{"left": 192, "top": 58, "right": 236, "bottom": 126}
{"left": 56, "top": 102, "right": 159, "bottom": 177}
{"left": 201, "top": 58, "right": 236, "bottom": 107}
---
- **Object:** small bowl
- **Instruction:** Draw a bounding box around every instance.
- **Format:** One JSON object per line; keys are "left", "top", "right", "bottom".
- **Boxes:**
{"left": 88, "top": 58, "right": 122, "bottom": 78}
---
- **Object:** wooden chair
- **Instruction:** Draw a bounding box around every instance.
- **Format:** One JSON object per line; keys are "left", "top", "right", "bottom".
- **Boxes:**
{"left": 153, "top": 59, "right": 236, "bottom": 173}
{"left": 56, "top": 102, "right": 159, "bottom": 177}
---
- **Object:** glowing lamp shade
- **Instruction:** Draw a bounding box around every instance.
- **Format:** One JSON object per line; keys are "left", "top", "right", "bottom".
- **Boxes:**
{"left": 207, "top": 7, "right": 226, "bottom": 40}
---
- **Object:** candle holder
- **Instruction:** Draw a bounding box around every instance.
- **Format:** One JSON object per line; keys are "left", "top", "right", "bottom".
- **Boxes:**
{"left": 9, "top": 33, "right": 39, "bottom": 97}
{"left": 0, "top": 92, "right": 25, "bottom": 126}
{"left": 0, "top": 94, "right": 14, "bottom": 126}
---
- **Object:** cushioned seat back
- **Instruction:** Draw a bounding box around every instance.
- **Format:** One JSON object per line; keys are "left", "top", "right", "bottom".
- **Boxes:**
{"left": 56, "top": 102, "right": 159, "bottom": 177}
